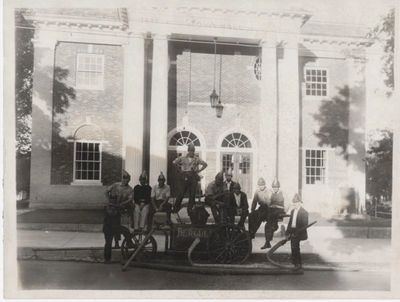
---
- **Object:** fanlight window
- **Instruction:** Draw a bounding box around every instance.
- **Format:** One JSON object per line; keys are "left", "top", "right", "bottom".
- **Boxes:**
{"left": 221, "top": 133, "right": 252, "bottom": 148}
{"left": 169, "top": 131, "right": 201, "bottom": 147}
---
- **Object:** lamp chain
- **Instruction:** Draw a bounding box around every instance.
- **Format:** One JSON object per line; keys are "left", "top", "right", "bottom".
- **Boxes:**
{"left": 213, "top": 40, "right": 217, "bottom": 90}
{"left": 188, "top": 44, "right": 192, "bottom": 104}
{"left": 219, "top": 54, "right": 222, "bottom": 103}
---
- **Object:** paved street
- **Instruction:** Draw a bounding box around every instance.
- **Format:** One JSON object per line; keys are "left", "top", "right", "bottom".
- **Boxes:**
{"left": 18, "top": 260, "right": 390, "bottom": 291}
{"left": 17, "top": 229, "right": 392, "bottom": 265}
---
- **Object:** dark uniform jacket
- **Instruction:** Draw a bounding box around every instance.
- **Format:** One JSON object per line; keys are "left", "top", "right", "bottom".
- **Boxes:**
{"left": 133, "top": 184, "right": 152, "bottom": 205}
{"left": 229, "top": 191, "right": 249, "bottom": 211}
{"left": 223, "top": 180, "right": 236, "bottom": 192}
{"left": 286, "top": 207, "right": 309, "bottom": 241}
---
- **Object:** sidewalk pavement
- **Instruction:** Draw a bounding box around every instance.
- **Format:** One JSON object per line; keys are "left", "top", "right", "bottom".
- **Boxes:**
{"left": 17, "top": 229, "right": 391, "bottom": 271}
{"left": 16, "top": 208, "right": 392, "bottom": 270}
{"left": 17, "top": 208, "right": 392, "bottom": 238}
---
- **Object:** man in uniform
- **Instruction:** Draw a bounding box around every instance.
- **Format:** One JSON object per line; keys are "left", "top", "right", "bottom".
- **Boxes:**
{"left": 286, "top": 194, "right": 309, "bottom": 269}
{"left": 103, "top": 170, "right": 133, "bottom": 263}
{"left": 223, "top": 168, "right": 236, "bottom": 192}
{"left": 227, "top": 182, "right": 249, "bottom": 228}
{"left": 263, "top": 178, "right": 285, "bottom": 249}
{"left": 133, "top": 171, "right": 152, "bottom": 233}
{"left": 172, "top": 143, "right": 207, "bottom": 217}
{"left": 149, "top": 172, "right": 172, "bottom": 225}
{"left": 205, "top": 172, "right": 227, "bottom": 223}
{"left": 248, "top": 177, "right": 270, "bottom": 241}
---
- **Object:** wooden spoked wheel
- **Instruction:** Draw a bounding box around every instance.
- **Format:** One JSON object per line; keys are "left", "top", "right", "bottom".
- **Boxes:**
{"left": 121, "top": 232, "right": 157, "bottom": 262}
{"left": 207, "top": 225, "right": 252, "bottom": 264}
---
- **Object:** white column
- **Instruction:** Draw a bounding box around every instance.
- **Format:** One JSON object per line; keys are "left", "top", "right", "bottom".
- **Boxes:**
{"left": 278, "top": 35, "right": 300, "bottom": 203}
{"left": 259, "top": 37, "right": 278, "bottom": 186}
{"left": 30, "top": 36, "right": 57, "bottom": 205}
{"left": 149, "top": 34, "right": 169, "bottom": 186}
{"left": 392, "top": 5, "right": 400, "bottom": 288}
{"left": 346, "top": 56, "right": 367, "bottom": 214}
{"left": 123, "top": 33, "right": 145, "bottom": 183}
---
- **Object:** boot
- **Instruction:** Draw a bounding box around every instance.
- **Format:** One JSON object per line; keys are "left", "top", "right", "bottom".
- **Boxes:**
{"left": 260, "top": 241, "right": 271, "bottom": 250}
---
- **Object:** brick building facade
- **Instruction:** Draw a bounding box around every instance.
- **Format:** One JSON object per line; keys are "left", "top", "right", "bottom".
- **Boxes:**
{"left": 19, "top": 3, "right": 373, "bottom": 214}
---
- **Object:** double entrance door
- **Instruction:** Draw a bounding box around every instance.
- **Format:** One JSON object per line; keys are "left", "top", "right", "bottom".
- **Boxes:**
{"left": 221, "top": 152, "right": 252, "bottom": 198}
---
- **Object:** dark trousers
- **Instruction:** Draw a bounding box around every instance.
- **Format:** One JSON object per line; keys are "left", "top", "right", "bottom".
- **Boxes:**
{"left": 290, "top": 237, "right": 302, "bottom": 266}
{"left": 113, "top": 215, "right": 121, "bottom": 242}
{"left": 205, "top": 197, "right": 222, "bottom": 224}
{"left": 248, "top": 206, "right": 268, "bottom": 238}
{"left": 227, "top": 207, "right": 249, "bottom": 227}
{"left": 149, "top": 200, "right": 172, "bottom": 226}
{"left": 103, "top": 212, "right": 130, "bottom": 261}
{"left": 264, "top": 208, "right": 284, "bottom": 242}
{"left": 173, "top": 172, "right": 198, "bottom": 216}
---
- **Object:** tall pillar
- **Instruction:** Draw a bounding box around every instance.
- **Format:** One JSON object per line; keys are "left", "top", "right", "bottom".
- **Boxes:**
{"left": 30, "top": 36, "right": 57, "bottom": 205}
{"left": 259, "top": 37, "right": 278, "bottom": 186}
{"left": 346, "top": 55, "right": 367, "bottom": 214}
{"left": 123, "top": 33, "right": 145, "bottom": 183}
{"left": 149, "top": 34, "right": 169, "bottom": 186}
{"left": 278, "top": 36, "right": 300, "bottom": 203}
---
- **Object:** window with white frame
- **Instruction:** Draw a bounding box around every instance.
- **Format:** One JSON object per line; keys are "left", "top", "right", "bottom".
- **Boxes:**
{"left": 305, "top": 149, "right": 327, "bottom": 184}
{"left": 74, "top": 141, "right": 101, "bottom": 182}
{"left": 304, "top": 68, "right": 328, "bottom": 97}
{"left": 76, "top": 53, "right": 104, "bottom": 90}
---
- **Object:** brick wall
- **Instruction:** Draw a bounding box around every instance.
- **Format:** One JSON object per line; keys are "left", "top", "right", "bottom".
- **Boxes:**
{"left": 169, "top": 49, "right": 261, "bottom": 187}
{"left": 51, "top": 42, "right": 123, "bottom": 186}
{"left": 299, "top": 55, "right": 356, "bottom": 212}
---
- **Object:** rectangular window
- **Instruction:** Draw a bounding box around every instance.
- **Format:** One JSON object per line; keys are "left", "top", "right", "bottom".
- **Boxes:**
{"left": 304, "top": 149, "right": 327, "bottom": 184}
{"left": 74, "top": 141, "right": 102, "bottom": 183}
{"left": 304, "top": 68, "right": 328, "bottom": 97}
{"left": 76, "top": 53, "right": 104, "bottom": 90}
{"left": 238, "top": 154, "right": 250, "bottom": 174}
{"left": 222, "top": 154, "right": 234, "bottom": 173}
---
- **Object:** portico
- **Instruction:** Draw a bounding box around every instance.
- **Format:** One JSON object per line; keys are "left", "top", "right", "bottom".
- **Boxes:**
{"left": 23, "top": 2, "right": 369, "bottom": 214}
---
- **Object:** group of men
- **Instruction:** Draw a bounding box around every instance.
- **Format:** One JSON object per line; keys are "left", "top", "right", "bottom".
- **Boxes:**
{"left": 103, "top": 143, "right": 309, "bottom": 268}
{"left": 103, "top": 170, "right": 171, "bottom": 262}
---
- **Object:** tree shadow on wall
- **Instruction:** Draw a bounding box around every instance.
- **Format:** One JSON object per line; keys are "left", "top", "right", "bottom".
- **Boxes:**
{"left": 50, "top": 67, "right": 122, "bottom": 186}
{"left": 312, "top": 85, "right": 366, "bottom": 173}
{"left": 50, "top": 66, "right": 76, "bottom": 184}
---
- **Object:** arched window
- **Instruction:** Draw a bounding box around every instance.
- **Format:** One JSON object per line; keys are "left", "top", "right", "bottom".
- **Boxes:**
{"left": 221, "top": 132, "right": 252, "bottom": 148}
{"left": 169, "top": 130, "right": 201, "bottom": 147}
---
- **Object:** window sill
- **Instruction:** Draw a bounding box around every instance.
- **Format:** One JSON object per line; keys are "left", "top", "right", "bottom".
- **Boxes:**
{"left": 75, "top": 86, "right": 104, "bottom": 91}
{"left": 302, "top": 95, "right": 330, "bottom": 101}
{"left": 304, "top": 183, "right": 328, "bottom": 187}
{"left": 71, "top": 181, "right": 103, "bottom": 186}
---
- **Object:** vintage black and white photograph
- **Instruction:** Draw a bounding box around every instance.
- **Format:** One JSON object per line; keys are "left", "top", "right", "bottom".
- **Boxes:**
{"left": 3, "top": 0, "right": 400, "bottom": 298}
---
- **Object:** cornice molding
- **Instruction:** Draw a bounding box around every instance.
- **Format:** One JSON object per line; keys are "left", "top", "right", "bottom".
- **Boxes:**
{"left": 301, "top": 34, "right": 372, "bottom": 47}
{"left": 129, "top": 6, "right": 311, "bottom": 33}
{"left": 174, "top": 6, "right": 311, "bottom": 20}
{"left": 23, "top": 12, "right": 127, "bottom": 32}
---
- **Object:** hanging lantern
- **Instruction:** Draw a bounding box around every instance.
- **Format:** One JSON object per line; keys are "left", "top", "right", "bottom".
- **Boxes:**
{"left": 210, "top": 39, "right": 219, "bottom": 108}
{"left": 215, "top": 52, "right": 224, "bottom": 118}
{"left": 215, "top": 100, "right": 224, "bottom": 118}
{"left": 210, "top": 89, "right": 219, "bottom": 108}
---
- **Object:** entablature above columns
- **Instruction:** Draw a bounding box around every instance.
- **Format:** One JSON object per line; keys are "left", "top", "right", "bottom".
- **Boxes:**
{"left": 31, "top": 29, "right": 134, "bottom": 47}
{"left": 299, "top": 35, "right": 371, "bottom": 60}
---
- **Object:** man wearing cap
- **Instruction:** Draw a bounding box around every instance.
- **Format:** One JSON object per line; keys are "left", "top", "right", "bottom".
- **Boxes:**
{"left": 103, "top": 170, "right": 133, "bottom": 263}
{"left": 205, "top": 172, "right": 227, "bottom": 223}
{"left": 227, "top": 182, "right": 249, "bottom": 228}
{"left": 172, "top": 144, "right": 208, "bottom": 216}
{"left": 263, "top": 178, "right": 286, "bottom": 249}
{"left": 223, "top": 168, "right": 236, "bottom": 192}
{"left": 149, "top": 172, "right": 172, "bottom": 225}
{"left": 133, "top": 171, "right": 152, "bottom": 233}
{"left": 248, "top": 177, "right": 270, "bottom": 241}
{"left": 286, "top": 194, "right": 309, "bottom": 269}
